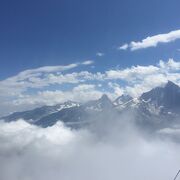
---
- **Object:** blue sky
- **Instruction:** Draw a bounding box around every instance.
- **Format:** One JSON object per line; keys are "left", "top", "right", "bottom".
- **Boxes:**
{"left": 1, "top": 0, "right": 180, "bottom": 79}
{"left": 1, "top": 0, "right": 180, "bottom": 115}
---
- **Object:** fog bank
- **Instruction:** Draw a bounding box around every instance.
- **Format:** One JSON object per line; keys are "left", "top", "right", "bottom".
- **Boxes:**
{"left": 0, "top": 119, "right": 180, "bottom": 180}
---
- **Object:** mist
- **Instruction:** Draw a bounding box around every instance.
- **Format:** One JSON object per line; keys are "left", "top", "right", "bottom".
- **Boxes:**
{"left": 0, "top": 116, "right": 180, "bottom": 180}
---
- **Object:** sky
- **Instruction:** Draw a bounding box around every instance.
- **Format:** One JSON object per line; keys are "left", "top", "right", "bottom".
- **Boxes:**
{"left": 1, "top": 0, "right": 180, "bottom": 115}
{"left": 1, "top": 2, "right": 180, "bottom": 179}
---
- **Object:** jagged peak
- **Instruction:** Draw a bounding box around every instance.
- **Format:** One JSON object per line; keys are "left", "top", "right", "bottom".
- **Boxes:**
{"left": 140, "top": 80, "right": 180, "bottom": 109}
{"left": 100, "top": 94, "right": 110, "bottom": 101}
{"left": 141, "top": 81, "right": 179, "bottom": 97}
{"left": 98, "top": 94, "right": 113, "bottom": 106}
{"left": 165, "top": 80, "right": 179, "bottom": 89}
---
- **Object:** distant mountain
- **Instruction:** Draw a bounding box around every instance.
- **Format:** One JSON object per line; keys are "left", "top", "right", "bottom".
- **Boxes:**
{"left": 2, "top": 81, "right": 180, "bottom": 130}
{"left": 84, "top": 94, "right": 114, "bottom": 112}
{"left": 36, "top": 94, "right": 115, "bottom": 128}
{"left": 135, "top": 81, "right": 180, "bottom": 130}
{"left": 140, "top": 81, "right": 180, "bottom": 111}
{"left": 2, "top": 101, "right": 80, "bottom": 123}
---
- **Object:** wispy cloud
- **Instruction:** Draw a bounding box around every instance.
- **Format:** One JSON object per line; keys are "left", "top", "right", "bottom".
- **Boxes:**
{"left": 118, "top": 43, "right": 129, "bottom": 50}
{"left": 81, "top": 60, "right": 94, "bottom": 65}
{"left": 96, "top": 52, "right": 104, "bottom": 57}
{"left": 119, "top": 29, "right": 180, "bottom": 51}
{"left": 0, "top": 61, "right": 94, "bottom": 98}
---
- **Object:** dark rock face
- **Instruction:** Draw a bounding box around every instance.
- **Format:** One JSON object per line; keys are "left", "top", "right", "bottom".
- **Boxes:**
{"left": 140, "top": 81, "right": 180, "bottom": 110}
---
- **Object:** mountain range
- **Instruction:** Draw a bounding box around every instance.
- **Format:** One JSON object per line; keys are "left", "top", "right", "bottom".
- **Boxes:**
{"left": 2, "top": 81, "right": 180, "bottom": 131}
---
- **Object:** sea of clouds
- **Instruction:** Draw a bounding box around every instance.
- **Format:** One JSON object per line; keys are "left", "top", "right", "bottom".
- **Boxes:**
{"left": 0, "top": 117, "right": 180, "bottom": 180}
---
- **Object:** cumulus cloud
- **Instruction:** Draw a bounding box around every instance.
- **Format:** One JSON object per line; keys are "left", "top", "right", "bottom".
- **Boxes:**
{"left": 120, "top": 29, "right": 180, "bottom": 50}
{"left": 0, "top": 119, "right": 180, "bottom": 180}
{"left": 12, "top": 84, "right": 106, "bottom": 107}
{"left": 105, "top": 59, "right": 180, "bottom": 97}
{"left": 108, "top": 82, "right": 124, "bottom": 96}
{"left": 106, "top": 65, "right": 159, "bottom": 80}
{"left": 159, "top": 58, "right": 180, "bottom": 70}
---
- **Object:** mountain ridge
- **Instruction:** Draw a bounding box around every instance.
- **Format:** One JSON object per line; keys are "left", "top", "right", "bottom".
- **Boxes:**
{"left": 2, "top": 81, "right": 180, "bottom": 129}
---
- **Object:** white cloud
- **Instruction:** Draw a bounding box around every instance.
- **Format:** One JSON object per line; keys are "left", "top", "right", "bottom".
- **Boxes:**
{"left": 81, "top": 60, "right": 94, "bottom": 65}
{"left": 96, "top": 52, "right": 104, "bottom": 57}
{"left": 159, "top": 58, "right": 180, "bottom": 70}
{"left": 0, "top": 119, "right": 180, "bottom": 180}
{"left": 108, "top": 82, "right": 124, "bottom": 96}
{"left": 106, "top": 65, "right": 159, "bottom": 80}
{"left": 120, "top": 29, "right": 180, "bottom": 50}
{"left": 125, "top": 73, "right": 167, "bottom": 97}
{"left": 105, "top": 59, "right": 180, "bottom": 97}
{"left": 0, "top": 61, "right": 94, "bottom": 96}
{"left": 22, "top": 63, "right": 78, "bottom": 74}
{"left": 11, "top": 84, "right": 105, "bottom": 107}
{"left": 118, "top": 43, "right": 129, "bottom": 50}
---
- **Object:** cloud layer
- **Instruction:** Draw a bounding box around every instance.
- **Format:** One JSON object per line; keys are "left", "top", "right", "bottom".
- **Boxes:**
{"left": 0, "top": 119, "right": 180, "bottom": 180}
